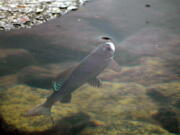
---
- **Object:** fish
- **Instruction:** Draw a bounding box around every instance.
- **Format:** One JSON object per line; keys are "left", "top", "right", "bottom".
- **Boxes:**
{"left": 25, "top": 40, "right": 116, "bottom": 116}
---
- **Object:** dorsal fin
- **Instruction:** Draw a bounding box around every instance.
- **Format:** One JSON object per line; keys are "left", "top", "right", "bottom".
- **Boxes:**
{"left": 52, "top": 64, "right": 77, "bottom": 91}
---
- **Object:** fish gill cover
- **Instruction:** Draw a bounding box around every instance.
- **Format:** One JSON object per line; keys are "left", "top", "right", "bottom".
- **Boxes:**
{"left": 0, "top": 0, "right": 89, "bottom": 31}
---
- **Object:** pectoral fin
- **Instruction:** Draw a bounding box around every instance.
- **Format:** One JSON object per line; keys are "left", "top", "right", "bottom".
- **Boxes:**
{"left": 52, "top": 65, "right": 77, "bottom": 92}
{"left": 88, "top": 78, "right": 102, "bottom": 88}
{"left": 52, "top": 81, "right": 64, "bottom": 91}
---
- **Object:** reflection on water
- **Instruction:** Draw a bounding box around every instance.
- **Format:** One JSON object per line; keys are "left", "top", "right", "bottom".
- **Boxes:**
{"left": 0, "top": 0, "right": 180, "bottom": 134}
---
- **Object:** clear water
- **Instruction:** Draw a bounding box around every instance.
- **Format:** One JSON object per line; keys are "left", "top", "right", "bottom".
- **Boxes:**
{"left": 0, "top": 0, "right": 179, "bottom": 135}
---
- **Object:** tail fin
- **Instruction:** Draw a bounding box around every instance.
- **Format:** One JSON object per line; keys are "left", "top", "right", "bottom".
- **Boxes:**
{"left": 24, "top": 103, "right": 51, "bottom": 116}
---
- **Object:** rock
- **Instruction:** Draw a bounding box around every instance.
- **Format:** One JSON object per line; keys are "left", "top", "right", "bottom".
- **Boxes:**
{"left": 0, "top": 49, "right": 36, "bottom": 76}
{"left": 160, "top": 38, "right": 180, "bottom": 76}
{"left": 103, "top": 28, "right": 180, "bottom": 85}
{"left": 17, "top": 61, "right": 78, "bottom": 89}
{"left": 115, "top": 27, "right": 180, "bottom": 66}
{"left": 17, "top": 66, "right": 56, "bottom": 89}
{"left": 101, "top": 57, "right": 179, "bottom": 86}
{"left": 0, "top": 74, "right": 18, "bottom": 89}
{"left": 0, "top": 32, "right": 113, "bottom": 64}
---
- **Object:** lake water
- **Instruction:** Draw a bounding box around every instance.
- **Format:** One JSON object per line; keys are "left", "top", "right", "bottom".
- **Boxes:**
{"left": 0, "top": 0, "right": 179, "bottom": 134}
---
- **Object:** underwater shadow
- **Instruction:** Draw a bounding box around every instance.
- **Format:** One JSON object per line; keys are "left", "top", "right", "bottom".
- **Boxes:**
{"left": 0, "top": 112, "right": 98, "bottom": 135}
{"left": 147, "top": 89, "right": 180, "bottom": 134}
{"left": 152, "top": 107, "right": 180, "bottom": 134}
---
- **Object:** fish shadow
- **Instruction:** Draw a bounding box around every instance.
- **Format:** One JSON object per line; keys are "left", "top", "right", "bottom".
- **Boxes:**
{"left": 0, "top": 112, "right": 98, "bottom": 135}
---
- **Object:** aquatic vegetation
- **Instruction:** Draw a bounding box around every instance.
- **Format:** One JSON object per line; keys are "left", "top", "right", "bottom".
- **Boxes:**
{"left": 81, "top": 120, "right": 171, "bottom": 135}
{"left": 0, "top": 81, "right": 176, "bottom": 134}
{"left": 0, "top": 74, "right": 18, "bottom": 89}
{"left": 147, "top": 82, "right": 180, "bottom": 107}
{"left": 0, "top": 45, "right": 179, "bottom": 135}
{"left": 0, "top": 28, "right": 179, "bottom": 134}
{"left": 152, "top": 107, "right": 179, "bottom": 134}
{"left": 147, "top": 82, "right": 180, "bottom": 134}
{"left": 101, "top": 57, "right": 178, "bottom": 86}
{"left": 0, "top": 85, "right": 53, "bottom": 132}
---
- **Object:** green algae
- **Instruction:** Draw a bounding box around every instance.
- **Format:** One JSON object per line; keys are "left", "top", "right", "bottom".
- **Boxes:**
{"left": 101, "top": 57, "right": 179, "bottom": 86}
{"left": 81, "top": 120, "right": 171, "bottom": 135}
{"left": 0, "top": 81, "right": 176, "bottom": 134}
{"left": 147, "top": 82, "right": 180, "bottom": 108}
{"left": 0, "top": 85, "right": 52, "bottom": 131}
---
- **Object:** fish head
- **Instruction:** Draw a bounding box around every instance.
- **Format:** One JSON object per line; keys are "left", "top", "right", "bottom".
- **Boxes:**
{"left": 95, "top": 41, "right": 115, "bottom": 59}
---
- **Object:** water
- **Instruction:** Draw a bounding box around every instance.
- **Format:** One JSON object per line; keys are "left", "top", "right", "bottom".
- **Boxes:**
{"left": 0, "top": 0, "right": 180, "bottom": 134}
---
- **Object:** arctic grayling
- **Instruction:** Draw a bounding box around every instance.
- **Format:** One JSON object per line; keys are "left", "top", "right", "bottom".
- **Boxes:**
{"left": 26, "top": 41, "right": 115, "bottom": 116}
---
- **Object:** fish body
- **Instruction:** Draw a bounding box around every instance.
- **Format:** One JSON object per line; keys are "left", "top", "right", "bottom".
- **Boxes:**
{"left": 26, "top": 41, "right": 115, "bottom": 116}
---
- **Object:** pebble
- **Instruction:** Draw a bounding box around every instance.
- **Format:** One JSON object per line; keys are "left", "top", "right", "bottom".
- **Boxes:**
{"left": 0, "top": 0, "right": 88, "bottom": 31}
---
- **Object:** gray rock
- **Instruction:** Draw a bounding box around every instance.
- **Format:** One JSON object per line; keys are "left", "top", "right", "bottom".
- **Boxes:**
{"left": 17, "top": 65, "right": 55, "bottom": 89}
{"left": 0, "top": 49, "right": 36, "bottom": 76}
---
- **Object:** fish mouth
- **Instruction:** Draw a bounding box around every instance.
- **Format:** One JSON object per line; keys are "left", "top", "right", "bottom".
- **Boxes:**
{"left": 106, "top": 42, "right": 115, "bottom": 52}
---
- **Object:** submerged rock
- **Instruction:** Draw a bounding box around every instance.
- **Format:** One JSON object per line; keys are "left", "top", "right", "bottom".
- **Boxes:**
{"left": 0, "top": 49, "right": 36, "bottom": 76}
{"left": 115, "top": 27, "right": 180, "bottom": 66}
{"left": 0, "top": 74, "right": 18, "bottom": 89}
{"left": 101, "top": 57, "right": 179, "bottom": 86}
{"left": 17, "top": 66, "right": 56, "bottom": 89}
{"left": 17, "top": 61, "right": 78, "bottom": 89}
